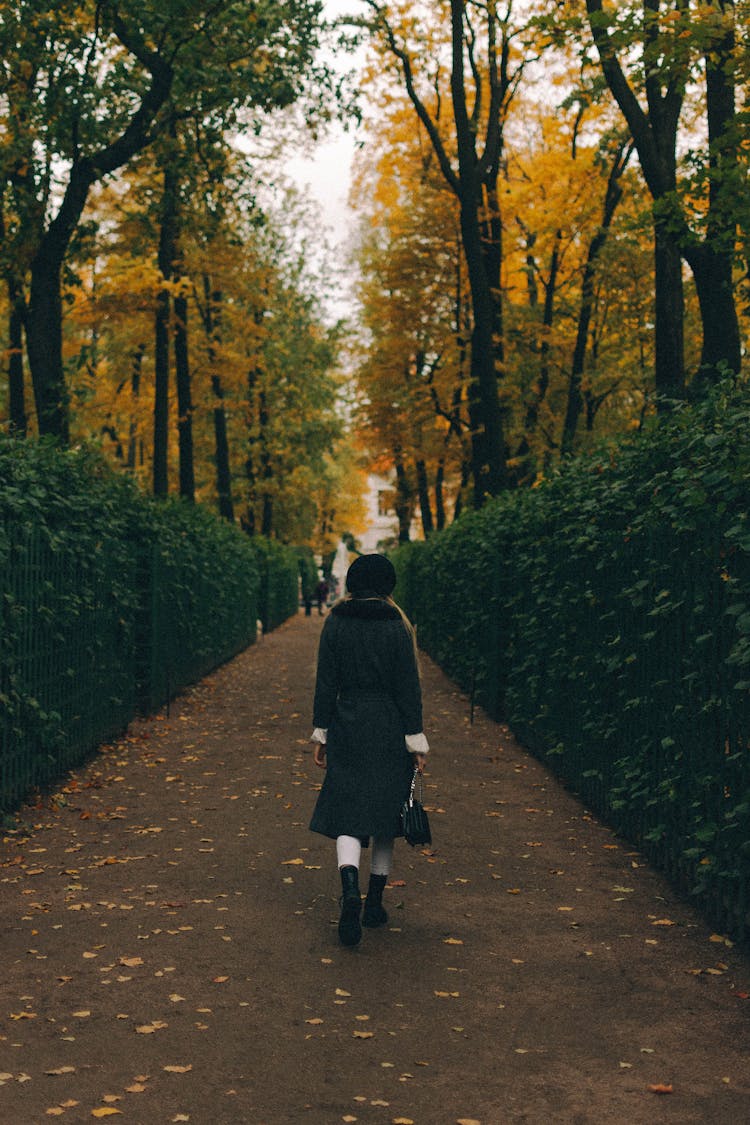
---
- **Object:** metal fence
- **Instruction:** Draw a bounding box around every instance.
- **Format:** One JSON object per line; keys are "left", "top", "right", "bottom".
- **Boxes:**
{"left": 395, "top": 507, "right": 750, "bottom": 942}
{"left": 0, "top": 522, "right": 261, "bottom": 814}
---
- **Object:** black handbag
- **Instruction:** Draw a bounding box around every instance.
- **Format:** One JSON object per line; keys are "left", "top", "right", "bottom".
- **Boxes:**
{"left": 401, "top": 767, "right": 432, "bottom": 847}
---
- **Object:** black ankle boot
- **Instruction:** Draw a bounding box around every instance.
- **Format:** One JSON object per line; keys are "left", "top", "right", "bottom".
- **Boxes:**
{"left": 362, "top": 873, "right": 388, "bottom": 928}
{"left": 338, "top": 865, "right": 362, "bottom": 946}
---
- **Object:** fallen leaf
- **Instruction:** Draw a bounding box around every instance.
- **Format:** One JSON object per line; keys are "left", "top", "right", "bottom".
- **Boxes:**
{"left": 456, "top": 1119, "right": 482, "bottom": 1125}
{"left": 305, "top": 1018, "right": 323, "bottom": 1025}
{"left": 212, "top": 976, "right": 229, "bottom": 984}
{"left": 46, "top": 1066, "right": 76, "bottom": 1075}
{"left": 648, "top": 1084, "right": 674, "bottom": 1095}
{"left": 353, "top": 1030, "right": 374, "bottom": 1039}
{"left": 163, "top": 1065, "right": 193, "bottom": 1074}
{"left": 46, "top": 1110, "right": 65, "bottom": 1118}
{"left": 335, "top": 988, "right": 351, "bottom": 997}
{"left": 651, "top": 919, "right": 675, "bottom": 927}
{"left": 91, "top": 1110, "right": 122, "bottom": 1119}
{"left": 392, "top": 1119, "right": 414, "bottom": 1124}
{"left": 443, "top": 938, "right": 463, "bottom": 945}
{"left": 282, "top": 858, "right": 304, "bottom": 866}
{"left": 119, "top": 957, "right": 144, "bottom": 968}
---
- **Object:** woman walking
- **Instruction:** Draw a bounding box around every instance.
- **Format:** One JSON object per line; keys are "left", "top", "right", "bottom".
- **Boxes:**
{"left": 309, "top": 553, "right": 429, "bottom": 947}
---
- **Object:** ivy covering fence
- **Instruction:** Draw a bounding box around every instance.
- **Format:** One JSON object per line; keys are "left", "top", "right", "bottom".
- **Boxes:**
{"left": 394, "top": 383, "right": 750, "bottom": 940}
{"left": 0, "top": 438, "right": 299, "bottom": 813}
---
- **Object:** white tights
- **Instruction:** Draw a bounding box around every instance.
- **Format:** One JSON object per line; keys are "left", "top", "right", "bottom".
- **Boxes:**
{"left": 336, "top": 834, "right": 394, "bottom": 876}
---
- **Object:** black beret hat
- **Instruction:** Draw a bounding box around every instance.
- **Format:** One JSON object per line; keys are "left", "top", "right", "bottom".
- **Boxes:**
{"left": 346, "top": 553, "right": 396, "bottom": 597}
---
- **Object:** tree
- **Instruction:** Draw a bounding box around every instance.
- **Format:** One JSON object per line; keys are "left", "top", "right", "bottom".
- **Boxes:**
{"left": 350, "top": 97, "right": 471, "bottom": 527}
{"left": 582, "top": 0, "right": 745, "bottom": 396}
{"left": 362, "top": 0, "right": 535, "bottom": 502}
{"left": 0, "top": 0, "right": 329, "bottom": 442}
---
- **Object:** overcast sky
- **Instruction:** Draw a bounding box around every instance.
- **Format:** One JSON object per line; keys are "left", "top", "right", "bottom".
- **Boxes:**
{"left": 286, "top": 0, "right": 366, "bottom": 247}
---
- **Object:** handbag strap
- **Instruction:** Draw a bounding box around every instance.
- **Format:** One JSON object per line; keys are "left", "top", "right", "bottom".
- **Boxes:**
{"left": 409, "top": 766, "right": 423, "bottom": 804}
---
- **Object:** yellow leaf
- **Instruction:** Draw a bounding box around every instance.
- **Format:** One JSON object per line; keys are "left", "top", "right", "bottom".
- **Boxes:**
{"left": 91, "top": 1110, "right": 122, "bottom": 1119}
{"left": 45, "top": 1066, "right": 76, "bottom": 1075}
{"left": 282, "top": 858, "right": 305, "bottom": 865}
{"left": 46, "top": 1111, "right": 65, "bottom": 1118}
{"left": 651, "top": 919, "right": 675, "bottom": 927}
{"left": 119, "top": 957, "right": 144, "bottom": 968}
{"left": 335, "top": 988, "right": 351, "bottom": 997}
{"left": 392, "top": 1118, "right": 414, "bottom": 1124}
{"left": 353, "top": 1030, "right": 374, "bottom": 1039}
{"left": 457, "top": 1119, "right": 482, "bottom": 1125}
{"left": 163, "top": 1065, "right": 193, "bottom": 1074}
{"left": 305, "top": 1018, "right": 324, "bottom": 1025}
{"left": 72, "top": 1011, "right": 91, "bottom": 1018}
{"left": 443, "top": 938, "right": 463, "bottom": 945}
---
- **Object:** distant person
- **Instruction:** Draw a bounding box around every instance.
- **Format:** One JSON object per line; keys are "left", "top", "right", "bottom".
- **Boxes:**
{"left": 309, "top": 553, "right": 429, "bottom": 947}
{"left": 315, "top": 577, "right": 329, "bottom": 615}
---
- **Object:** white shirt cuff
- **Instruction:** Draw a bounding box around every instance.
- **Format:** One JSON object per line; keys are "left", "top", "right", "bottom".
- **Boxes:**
{"left": 405, "top": 732, "right": 429, "bottom": 754}
{"left": 311, "top": 728, "right": 328, "bottom": 744}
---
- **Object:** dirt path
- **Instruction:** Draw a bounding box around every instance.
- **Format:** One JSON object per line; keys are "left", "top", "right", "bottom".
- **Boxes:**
{"left": 0, "top": 611, "right": 748, "bottom": 1125}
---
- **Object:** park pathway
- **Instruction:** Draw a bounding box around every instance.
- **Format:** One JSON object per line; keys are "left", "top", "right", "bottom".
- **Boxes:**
{"left": 0, "top": 611, "right": 748, "bottom": 1125}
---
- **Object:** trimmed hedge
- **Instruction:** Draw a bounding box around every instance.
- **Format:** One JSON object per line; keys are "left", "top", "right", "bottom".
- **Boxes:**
{"left": 0, "top": 437, "right": 298, "bottom": 812}
{"left": 253, "top": 536, "right": 301, "bottom": 633}
{"left": 394, "top": 382, "right": 750, "bottom": 939}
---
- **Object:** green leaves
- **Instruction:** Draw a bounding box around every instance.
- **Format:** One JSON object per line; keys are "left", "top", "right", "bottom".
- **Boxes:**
{"left": 394, "top": 378, "right": 750, "bottom": 940}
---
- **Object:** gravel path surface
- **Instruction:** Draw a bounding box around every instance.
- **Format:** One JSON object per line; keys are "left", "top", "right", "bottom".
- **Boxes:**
{"left": 1, "top": 611, "right": 748, "bottom": 1125}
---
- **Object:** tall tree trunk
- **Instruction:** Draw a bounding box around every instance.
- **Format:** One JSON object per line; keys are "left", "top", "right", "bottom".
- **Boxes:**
{"left": 451, "top": 0, "right": 506, "bottom": 501}
{"left": 526, "top": 231, "right": 561, "bottom": 437}
{"left": 376, "top": 1, "right": 510, "bottom": 501}
{"left": 173, "top": 290, "right": 195, "bottom": 502}
{"left": 22, "top": 54, "right": 173, "bottom": 443}
{"left": 435, "top": 458, "right": 446, "bottom": 531}
{"left": 259, "top": 389, "right": 273, "bottom": 537}
{"left": 127, "top": 344, "right": 144, "bottom": 471}
{"left": 584, "top": 0, "right": 686, "bottom": 404}
{"left": 653, "top": 219, "right": 685, "bottom": 402}
{"left": 153, "top": 161, "right": 177, "bottom": 498}
{"left": 394, "top": 451, "right": 413, "bottom": 543}
{"left": 561, "top": 143, "right": 631, "bottom": 454}
{"left": 685, "top": 0, "right": 740, "bottom": 389}
{"left": 27, "top": 244, "right": 72, "bottom": 442}
{"left": 7, "top": 290, "right": 27, "bottom": 436}
{"left": 415, "top": 457, "right": 434, "bottom": 537}
{"left": 202, "top": 277, "right": 234, "bottom": 521}
{"left": 244, "top": 365, "right": 258, "bottom": 535}
{"left": 452, "top": 457, "right": 472, "bottom": 522}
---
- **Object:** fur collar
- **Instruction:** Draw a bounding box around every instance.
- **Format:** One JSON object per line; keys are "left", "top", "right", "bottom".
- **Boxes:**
{"left": 331, "top": 598, "right": 401, "bottom": 622}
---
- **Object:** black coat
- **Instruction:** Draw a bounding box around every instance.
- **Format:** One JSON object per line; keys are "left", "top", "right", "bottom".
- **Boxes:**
{"left": 309, "top": 598, "right": 423, "bottom": 842}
